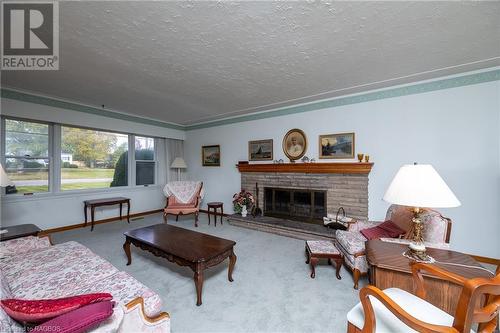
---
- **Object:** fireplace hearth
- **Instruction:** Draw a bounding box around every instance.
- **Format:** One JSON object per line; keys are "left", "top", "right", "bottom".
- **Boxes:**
{"left": 264, "top": 187, "right": 326, "bottom": 224}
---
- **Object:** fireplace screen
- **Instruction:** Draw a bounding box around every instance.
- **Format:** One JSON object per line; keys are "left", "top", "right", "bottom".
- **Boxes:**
{"left": 264, "top": 187, "right": 326, "bottom": 224}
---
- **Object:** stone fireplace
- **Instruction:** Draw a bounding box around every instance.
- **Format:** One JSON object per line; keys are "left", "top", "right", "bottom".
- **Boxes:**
{"left": 238, "top": 163, "right": 373, "bottom": 223}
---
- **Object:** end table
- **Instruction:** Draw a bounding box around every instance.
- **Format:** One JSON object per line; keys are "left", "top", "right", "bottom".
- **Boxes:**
{"left": 0, "top": 224, "right": 41, "bottom": 241}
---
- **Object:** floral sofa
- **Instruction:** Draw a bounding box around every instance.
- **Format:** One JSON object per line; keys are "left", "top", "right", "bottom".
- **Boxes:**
{"left": 334, "top": 204, "right": 452, "bottom": 289}
{"left": 0, "top": 236, "right": 170, "bottom": 333}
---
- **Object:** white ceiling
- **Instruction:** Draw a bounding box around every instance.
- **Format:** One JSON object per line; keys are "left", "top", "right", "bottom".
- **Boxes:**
{"left": 3, "top": 1, "right": 500, "bottom": 126}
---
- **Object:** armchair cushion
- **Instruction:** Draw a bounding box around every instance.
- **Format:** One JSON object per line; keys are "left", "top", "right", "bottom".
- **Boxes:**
{"left": 347, "top": 288, "right": 459, "bottom": 333}
{"left": 335, "top": 230, "right": 367, "bottom": 256}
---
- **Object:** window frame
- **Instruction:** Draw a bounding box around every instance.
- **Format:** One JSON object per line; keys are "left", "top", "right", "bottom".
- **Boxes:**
{"left": 1, "top": 116, "right": 160, "bottom": 199}
{"left": 2, "top": 117, "right": 53, "bottom": 195}
{"left": 133, "top": 135, "right": 157, "bottom": 187}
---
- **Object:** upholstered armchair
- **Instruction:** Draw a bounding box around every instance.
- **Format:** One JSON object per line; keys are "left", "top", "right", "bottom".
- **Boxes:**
{"left": 163, "top": 181, "right": 203, "bottom": 227}
{"left": 334, "top": 204, "right": 452, "bottom": 289}
{"left": 347, "top": 262, "right": 500, "bottom": 333}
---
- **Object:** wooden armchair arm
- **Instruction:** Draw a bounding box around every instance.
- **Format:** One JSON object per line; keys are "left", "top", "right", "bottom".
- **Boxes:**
{"left": 411, "top": 263, "right": 468, "bottom": 299}
{"left": 359, "top": 285, "right": 458, "bottom": 333}
{"left": 125, "top": 297, "right": 170, "bottom": 323}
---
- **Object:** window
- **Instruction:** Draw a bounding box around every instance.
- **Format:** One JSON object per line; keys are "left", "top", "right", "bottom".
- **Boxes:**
{"left": 4, "top": 119, "right": 50, "bottom": 194}
{"left": 2, "top": 117, "right": 160, "bottom": 196}
{"left": 135, "top": 136, "right": 155, "bottom": 185}
{"left": 61, "top": 126, "right": 128, "bottom": 190}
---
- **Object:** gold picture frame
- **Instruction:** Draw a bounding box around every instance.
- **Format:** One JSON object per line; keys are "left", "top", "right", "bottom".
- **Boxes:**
{"left": 282, "top": 129, "right": 307, "bottom": 161}
{"left": 319, "top": 132, "right": 355, "bottom": 159}
{"left": 202, "top": 145, "right": 221, "bottom": 166}
{"left": 248, "top": 139, "right": 273, "bottom": 161}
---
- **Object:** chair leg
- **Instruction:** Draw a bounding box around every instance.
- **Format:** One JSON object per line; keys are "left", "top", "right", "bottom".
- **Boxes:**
{"left": 163, "top": 212, "right": 168, "bottom": 223}
{"left": 353, "top": 269, "right": 361, "bottom": 290}
{"left": 195, "top": 212, "right": 199, "bottom": 227}
{"left": 176, "top": 215, "right": 179, "bottom": 222}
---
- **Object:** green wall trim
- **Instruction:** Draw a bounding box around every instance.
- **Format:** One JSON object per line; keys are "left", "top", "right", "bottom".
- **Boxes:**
{"left": 0, "top": 89, "right": 185, "bottom": 131}
{"left": 1, "top": 69, "right": 499, "bottom": 132}
{"left": 185, "top": 69, "right": 500, "bottom": 130}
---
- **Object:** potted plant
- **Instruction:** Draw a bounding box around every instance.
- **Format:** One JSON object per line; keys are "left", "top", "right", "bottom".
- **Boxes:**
{"left": 232, "top": 190, "right": 255, "bottom": 217}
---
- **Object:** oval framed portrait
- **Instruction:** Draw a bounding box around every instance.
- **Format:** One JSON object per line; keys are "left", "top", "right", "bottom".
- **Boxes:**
{"left": 282, "top": 128, "right": 307, "bottom": 161}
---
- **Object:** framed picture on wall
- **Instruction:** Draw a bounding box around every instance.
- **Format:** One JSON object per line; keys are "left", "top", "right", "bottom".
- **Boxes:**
{"left": 282, "top": 129, "right": 307, "bottom": 161}
{"left": 202, "top": 145, "right": 221, "bottom": 166}
{"left": 248, "top": 139, "right": 273, "bottom": 161}
{"left": 319, "top": 132, "right": 355, "bottom": 159}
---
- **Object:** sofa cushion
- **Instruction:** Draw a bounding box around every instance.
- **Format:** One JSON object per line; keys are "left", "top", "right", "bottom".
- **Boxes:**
{"left": 33, "top": 300, "right": 114, "bottom": 333}
{"left": 0, "top": 270, "right": 24, "bottom": 333}
{"left": 347, "top": 288, "right": 464, "bottom": 333}
{"left": 78, "top": 271, "right": 162, "bottom": 317}
{"left": 0, "top": 293, "right": 112, "bottom": 323}
{"left": 335, "top": 230, "right": 367, "bottom": 256}
{"left": 1, "top": 242, "right": 118, "bottom": 300}
{"left": 0, "top": 236, "right": 51, "bottom": 258}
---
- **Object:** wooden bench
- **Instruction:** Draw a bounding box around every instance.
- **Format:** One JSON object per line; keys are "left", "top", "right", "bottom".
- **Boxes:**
{"left": 84, "top": 197, "right": 130, "bottom": 231}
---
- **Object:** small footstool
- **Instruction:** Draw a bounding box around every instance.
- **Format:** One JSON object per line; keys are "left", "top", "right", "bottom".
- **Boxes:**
{"left": 305, "top": 240, "right": 343, "bottom": 280}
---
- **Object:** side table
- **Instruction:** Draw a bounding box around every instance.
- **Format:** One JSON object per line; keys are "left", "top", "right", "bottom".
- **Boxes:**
{"left": 207, "top": 202, "right": 224, "bottom": 227}
{"left": 0, "top": 224, "right": 41, "bottom": 241}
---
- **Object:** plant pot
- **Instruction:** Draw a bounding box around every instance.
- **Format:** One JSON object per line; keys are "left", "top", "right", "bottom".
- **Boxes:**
{"left": 241, "top": 205, "right": 247, "bottom": 217}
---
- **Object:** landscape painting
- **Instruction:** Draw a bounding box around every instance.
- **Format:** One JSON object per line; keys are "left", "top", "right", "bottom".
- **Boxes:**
{"left": 319, "top": 133, "right": 355, "bottom": 159}
{"left": 248, "top": 139, "right": 273, "bottom": 161}
{"left": 202, "top": 145, "right": 221, "bottom": 166}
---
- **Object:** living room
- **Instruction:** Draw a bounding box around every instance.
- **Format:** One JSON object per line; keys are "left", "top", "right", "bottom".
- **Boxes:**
{"left": 1, "top": 1, "right": 499, "bottom": 333}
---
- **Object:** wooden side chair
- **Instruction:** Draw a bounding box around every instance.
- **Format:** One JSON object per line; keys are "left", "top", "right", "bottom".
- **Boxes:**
{"left": 163, "top": 181, "right": 203, "bottom": 227}
{"left": 347, "top": 262, "right": 500, "bottom": 333}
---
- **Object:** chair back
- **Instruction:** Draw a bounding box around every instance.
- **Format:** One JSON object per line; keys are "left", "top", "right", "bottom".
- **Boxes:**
{"left": 385, "top": 204, "right": 451, "bottom": 243}
{"left": 453, "top": 273, "right": 500, "bottom": 333}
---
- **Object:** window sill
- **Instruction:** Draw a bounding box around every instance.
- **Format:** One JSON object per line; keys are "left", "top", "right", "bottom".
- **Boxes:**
{"left": 1, "top": 185, "right": 162, "bottom": 203}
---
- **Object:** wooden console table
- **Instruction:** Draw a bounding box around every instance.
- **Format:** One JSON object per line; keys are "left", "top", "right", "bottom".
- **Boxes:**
{"left": 366, "top": 240, "right": 492, "bottom": 315}
{"left": 84, "top": 197, "right": 130, "bottom": 231}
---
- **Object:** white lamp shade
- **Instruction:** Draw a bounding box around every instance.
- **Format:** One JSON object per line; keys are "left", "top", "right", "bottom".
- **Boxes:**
{"left": 170, "top": 157, "right": 187, "bottom": 169}
{"left": 383, "top": 164, "right": 461, "bottom": 208}
{"left": 0, "top": 165, "right": 13, "bottom": 187}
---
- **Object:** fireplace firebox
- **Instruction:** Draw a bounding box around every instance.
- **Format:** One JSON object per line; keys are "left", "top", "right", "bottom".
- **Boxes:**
{"left": 264, "top": 187, "right": 326, "bottom": 224}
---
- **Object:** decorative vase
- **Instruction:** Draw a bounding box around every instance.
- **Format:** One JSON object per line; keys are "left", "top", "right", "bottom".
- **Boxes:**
{"left": 241, "top": 205, "right": 248, "bottom": 217}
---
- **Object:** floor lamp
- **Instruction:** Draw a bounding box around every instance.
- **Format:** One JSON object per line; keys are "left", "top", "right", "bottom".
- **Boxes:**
{"left": 170, "top": 157, "right": 187, "bottom": 181}
{"left": 383, "top": 163, "right": 460, "bottom": 262}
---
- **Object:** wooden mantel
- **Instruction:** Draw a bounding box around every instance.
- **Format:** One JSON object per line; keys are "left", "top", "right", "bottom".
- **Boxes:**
{"left": 236, "top": 162, "right": 373, "bottom": 174}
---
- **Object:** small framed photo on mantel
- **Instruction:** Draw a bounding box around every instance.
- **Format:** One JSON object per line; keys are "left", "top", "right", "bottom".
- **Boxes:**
{"left": 319, "top": 132, "right": 355, "bottom": 159}
{"left": 202, "top": 145, "right": 221, "bottom": 166}
{"left": 249, "top": 139, "right": 273, "bottom": 161}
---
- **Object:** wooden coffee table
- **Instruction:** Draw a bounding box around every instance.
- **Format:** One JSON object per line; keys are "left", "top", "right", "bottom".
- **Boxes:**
{"left": 123, "top": 224, "right": 237, "bottom": 306}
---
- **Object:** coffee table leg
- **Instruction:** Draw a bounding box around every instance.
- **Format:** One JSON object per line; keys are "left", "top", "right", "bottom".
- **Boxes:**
{"left": 305, "top": 246, "right": 310, "bottom": 264}
{"left": 309, "top": 257, "right": 318, "bottom": 278}
{"left": 228, "top": 250, "right": 237, "bottom": 282}
{"left": 335, "top": 258, "right": 343, "bottom": 280}
{"left": 194, "top": 264, "right": 203, "bottom": 306}
{"left": 123, "top": 239, "right": 132, "bottom": 265}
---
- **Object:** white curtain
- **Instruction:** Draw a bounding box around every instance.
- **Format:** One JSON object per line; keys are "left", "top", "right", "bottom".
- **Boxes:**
{"left": 164, "top": 138, "right": 185, "bottom": 184}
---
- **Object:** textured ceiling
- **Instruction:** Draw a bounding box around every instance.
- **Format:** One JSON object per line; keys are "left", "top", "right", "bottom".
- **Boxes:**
{"left": 2, "top": 1, "right": 500, "bottom": 126}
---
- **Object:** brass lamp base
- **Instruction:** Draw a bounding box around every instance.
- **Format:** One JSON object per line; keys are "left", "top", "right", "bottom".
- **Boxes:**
{"left": 403, "top": 207, "right": 434, "bottom": 263}
{"left": 403, "top": 247, "right": 434, "bottom": 263}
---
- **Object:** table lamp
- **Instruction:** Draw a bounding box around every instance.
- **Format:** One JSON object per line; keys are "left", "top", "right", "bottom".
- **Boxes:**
{"left": 383, "top": 163, "right": 460, "bottom": 262}
{"left": 170, "top": 157, "right": 187, "bottom": 181}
